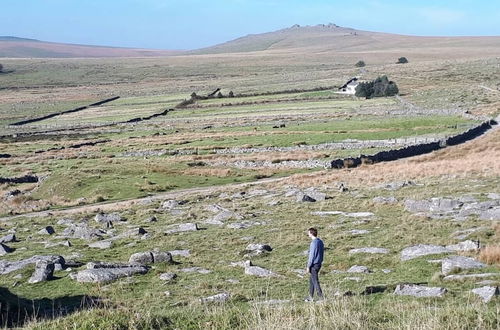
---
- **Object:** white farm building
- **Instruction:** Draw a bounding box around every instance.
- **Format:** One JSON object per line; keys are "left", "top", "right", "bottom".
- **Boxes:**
{"left": 337, "top": 77, "right": 359, "bottom": 95}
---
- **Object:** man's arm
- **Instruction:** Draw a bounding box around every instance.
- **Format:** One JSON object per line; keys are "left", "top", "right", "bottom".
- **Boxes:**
{"left": 306, "top": 240, "right": 317, "bottom": 271}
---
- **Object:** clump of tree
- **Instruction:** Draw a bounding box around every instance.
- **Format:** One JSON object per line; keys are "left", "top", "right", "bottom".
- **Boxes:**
{"left": 355, "top": 60, "right": 366, "bottom": 68}
{"left": 397, "top": 57, "right": 408, "bottom": 64}
{"left": 355, "top": 76, "right": 399, "bottom": 99}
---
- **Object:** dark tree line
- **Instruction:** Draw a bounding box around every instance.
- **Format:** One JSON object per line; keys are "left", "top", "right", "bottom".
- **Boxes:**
{"left": 355, "top": 76, "right": 399, "bottom": 99}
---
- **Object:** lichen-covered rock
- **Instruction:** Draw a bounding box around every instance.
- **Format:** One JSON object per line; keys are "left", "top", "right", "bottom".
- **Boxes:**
{"left": 400, "top": 244, "right": 452, "bottom": 261}
{"left": 0, "top": 255, "right": 65, "bottom": 275}
{"left": 347, "top": 265, "right": 371, "bottom": 273}
{"left": 159, "top": 272, "right": 177, "bottom": 282}
{"left": 38, "top": 226, "right": 55, "bottom": 235}
{"left": 74, "top": 266, "right": 148, "bottom": 283}
{"left": 349, "top": 247, "right": 389, "bottom": 254}
{"left": 28, "top": 261, "right": 55, "bottom": 284}
{"left": 165, "top": 223, "right": 198, "bottom": 234}
{"left": 200, "top": 293, "right": 231, "bottom": 304}
{"left": 471, "top": 286, "right": 499, "bottom": 303}
{"left": 95, "top": 212, "right": 123, "bottom": 223}
{"left": 129, "top": 252, "right": 154, "bottom": 265}
{"left": 88, "top": 240, "right": 113, "bottom": 249}
{"left": 394, "top": 284, "right": 446, "bottom": 297}
{"left": 441, "top": 256, "right": 485, "bottom": 275}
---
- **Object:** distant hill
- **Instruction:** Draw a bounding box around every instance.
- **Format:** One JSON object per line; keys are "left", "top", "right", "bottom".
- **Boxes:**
{"left": 0, "top": 37, "right": 179, "bottom": 58}
{"left": 192, "top": 23, "right": 500, "bottom": 56}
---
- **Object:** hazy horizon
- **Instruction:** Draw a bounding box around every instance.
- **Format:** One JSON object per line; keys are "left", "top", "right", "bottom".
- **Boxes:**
{"left": 2, "top": 0, "right": 500, "bottom": 50}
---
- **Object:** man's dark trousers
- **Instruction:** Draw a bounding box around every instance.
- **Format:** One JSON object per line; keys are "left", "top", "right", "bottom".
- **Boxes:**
{"left": 309, "top": 263, "right": 323, "bottom": 298}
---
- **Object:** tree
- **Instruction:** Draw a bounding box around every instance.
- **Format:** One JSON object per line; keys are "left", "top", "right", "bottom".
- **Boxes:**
{"left": 397, "top": 57, "right": 408, "bottom": 64}
{"left": 0, "top": 64, "right": 3, "bottom": 72}
{"left": 355, "top": 60, "right": 366, "bottom": 68}
{"left": 228, "top": 91, "right": 234, "bottom": 98}
{"left": 355, "top": 76, "right": 399, "bottom": 99}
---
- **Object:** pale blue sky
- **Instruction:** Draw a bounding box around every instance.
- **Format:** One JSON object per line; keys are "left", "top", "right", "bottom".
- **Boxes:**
{"left": 1, "top": 0, "right": 499, "bottom": 50}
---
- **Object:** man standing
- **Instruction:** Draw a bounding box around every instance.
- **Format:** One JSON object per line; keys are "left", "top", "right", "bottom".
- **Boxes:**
{"left": 306, "top": 227, "right": 324, "bottom": 301}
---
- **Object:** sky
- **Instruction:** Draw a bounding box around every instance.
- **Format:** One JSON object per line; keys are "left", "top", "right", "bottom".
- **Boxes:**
{"left": 1, "top": 0, "right": 499, "bottom": 50}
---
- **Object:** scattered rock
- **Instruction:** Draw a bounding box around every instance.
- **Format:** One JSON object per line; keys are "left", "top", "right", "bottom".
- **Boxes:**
{"left": 394, "top": 284, "right": 446, "bottom": 297}
{"left": 303, "top": 189, "right": 327, "bottom": 201}
{"left": 347, "top": 265, "right": 371, "bottom": 273}
{"left": 180, "top": 267, "right": 211, "bottom": 274}
{"left": 446, "top": 240, "right": 480, "bottom": 252}
{"left": 0, "top": 255, "right": 65, "bottom": 275}
{"left": 56, "top": 218, "right": 74, "bottom": 226}
{"left": 129, "top": 251, "right": 173, "bottom": 265}
{"left": 346, "top": 229, "right": 370, "bottom": 235}
{"left": 297, "top": 193, "right": 317, "bottom": 203}
{"left": 332, "top": 290, "right": 355, "bottom": 297}
{"left": 38, "top": 226, "right": 55, "bottom": 235}
{"left": 169, "top": 250, "right": 190, "bottom": 257}
{"left": 28, "top": 261, "right": 55, "bottom": 284}
{"left": 400, "top": 244, "right": 452, "bottom": 261}
{"left": 200, "top": 292, "right": 231, "bottom": 304}
{"left": 245, "top": 244, "right": 272, "bottom": 257}
{"left": 88, "top": 240, "right": 113, "bottom": 249}
{"left": 0, "top": 234, "right": 16, "bottom": 243}
{"left": 146, "top": 216, "right": 157, "bottom": 223}
{"left": 165, "top": 223, "right": 198, "bottom": 234}
{"left": 381, "top": 181, "right": 416, "bottom": 191}
{"left": 441, "top": 256, "right": 485, "bottom": 275}
{"left": 372, "top": 196, "right": 398, "bottom": 204}
{"left": 361, "top": 285, "right": 387, "bottom": 295}
{"left": 45, "top": 241, "right": 71, "bottom": 248}
{"left": 129, "top": 252, "right": 153, "bottom": 265}
{"left": 487, "top": 193, "right": 500, "bottom": 200}
{"left": 349, "top": 247, "right": 389, "bottom": 254}
{"left": 62, "top": 223, "right": 106, "bottom": 240}
{"left": 244, "top": 261, "right": 277, "bottom": 277}
{"left": 74, "top": 266, "right": 148, "bottom": 283}
{"left": 95, "top": 212, "right": 123, "bottom": 223}
{"left": 159, "top": 272, "right": 177, "bottom": 282}
{"left": 162, "top": 200, "right": 181, "bottom": 210}
{"left": 479, "top": 207, "right": 500, "bottom": 221}
{"left": 345, "top": 212, "right": 374, "bottom": 218}
{"left": 0, "top": 243, "right": 14, "bottom": 256}
{"left": 471, "top": 286, "right": 499, "bottom": 303}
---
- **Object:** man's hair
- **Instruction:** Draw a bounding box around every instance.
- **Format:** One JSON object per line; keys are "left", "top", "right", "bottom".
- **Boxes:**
{"left": 308, "top": 227, "right": 318, "bottom": 237}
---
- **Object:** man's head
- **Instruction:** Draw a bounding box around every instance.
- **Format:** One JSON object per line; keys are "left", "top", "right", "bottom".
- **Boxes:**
{"left": 308, "top": 227, "right": 318, "bottom": 239}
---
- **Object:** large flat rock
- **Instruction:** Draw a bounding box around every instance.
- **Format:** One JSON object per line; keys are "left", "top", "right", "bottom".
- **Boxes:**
{"left": 400, "top": 244, "right": 452, "bottom": 261}
{"left": 74, "top": 266, "right": 148, "bottom": 283}
{"left": 394, "top": 284, "right": 446, "bottom": 297}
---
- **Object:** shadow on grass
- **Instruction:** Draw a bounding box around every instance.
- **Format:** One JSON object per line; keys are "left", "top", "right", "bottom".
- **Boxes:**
{"left": 0, "top": 286, "right": 100, "bottom": 328}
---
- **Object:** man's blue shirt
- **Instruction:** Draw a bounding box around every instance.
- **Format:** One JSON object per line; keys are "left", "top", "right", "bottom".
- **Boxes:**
{"left": 307, "top": 237, "right": 324, "bottom": 268}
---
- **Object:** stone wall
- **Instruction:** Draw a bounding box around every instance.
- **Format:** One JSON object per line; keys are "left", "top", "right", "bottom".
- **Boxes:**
{"left": 330, "top": 119, "right": 496, "bottom": 169}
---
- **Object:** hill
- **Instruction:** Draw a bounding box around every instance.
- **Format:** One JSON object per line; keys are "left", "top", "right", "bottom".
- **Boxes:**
{"left": 0, "top": 37, "right": 178, "bottom": 58}
{"left": 192, "top": 23, "right": 500, "bottom": 58}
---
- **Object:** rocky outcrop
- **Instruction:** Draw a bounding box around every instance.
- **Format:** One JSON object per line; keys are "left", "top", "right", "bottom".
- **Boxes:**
{"left": 0, "top": 255, "right": 65, "bottom": 275}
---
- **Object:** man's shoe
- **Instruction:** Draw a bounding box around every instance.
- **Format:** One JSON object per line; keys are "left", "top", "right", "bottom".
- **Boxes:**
{"left": 304, "top": 297, "right": 313, "bottom": 302}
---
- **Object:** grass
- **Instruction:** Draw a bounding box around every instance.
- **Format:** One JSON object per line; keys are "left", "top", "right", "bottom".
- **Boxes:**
{"left": 0, "top": 174, "right": 497, "bottom": 329}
